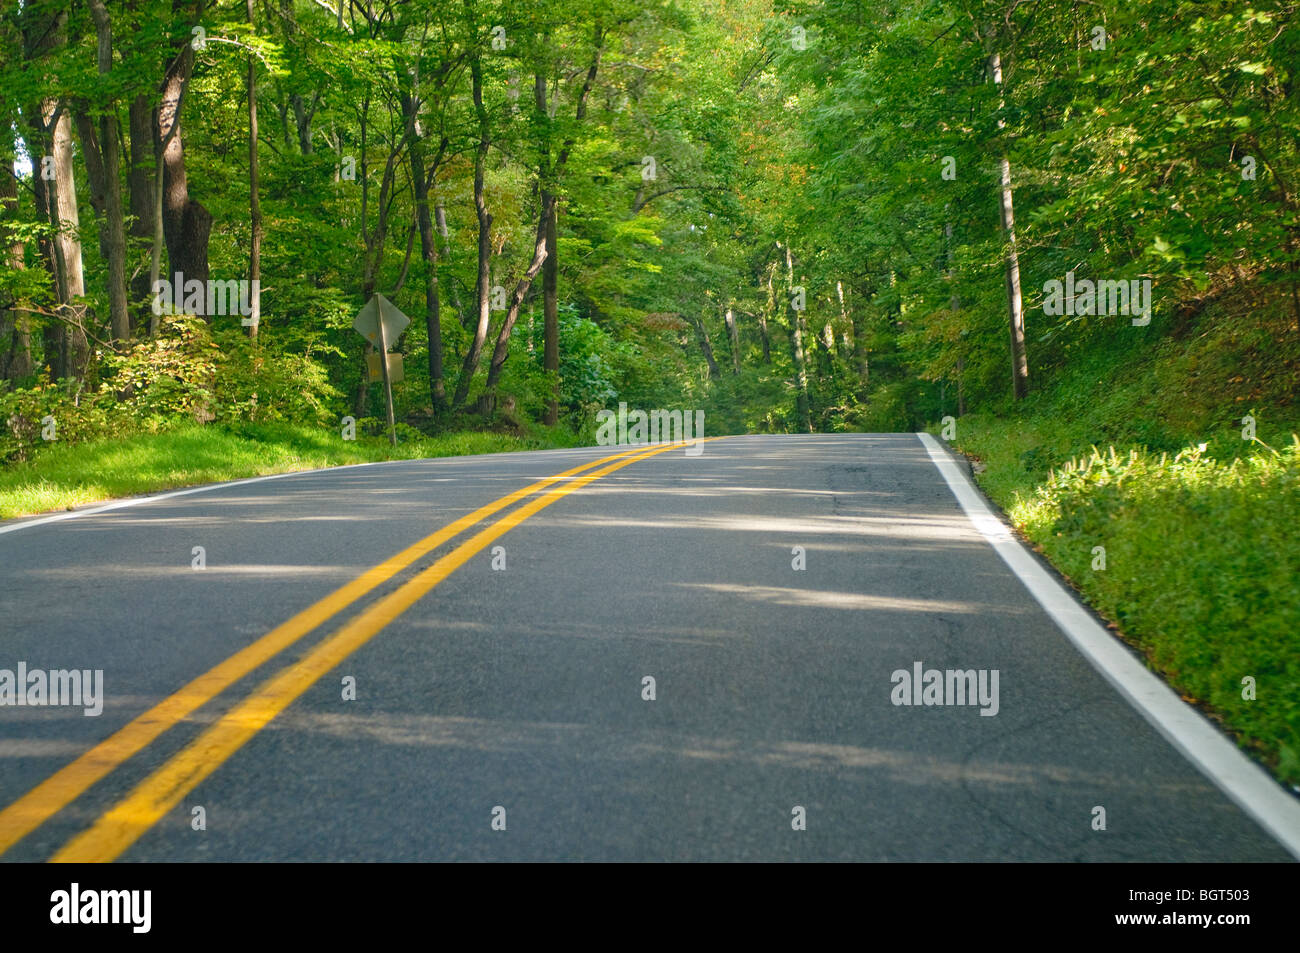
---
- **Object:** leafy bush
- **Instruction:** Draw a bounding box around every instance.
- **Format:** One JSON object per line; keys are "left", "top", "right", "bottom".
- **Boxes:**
{"left": 1, "top": 316, "right": 343, "bottom": 464}
{"left": 1013, "top": 439, "right": 1300, "bottom": 783}
{"left": 856, "top": 381, "right": 916, "bottom": 432}
{"left": 1018, "top": 445, "right": 1055, "bottom": 477}
{"left": 0, "top": 380, "right": 109, "bottom": 463}
{"left": 212, "top": 327, "right": 340, "bottom": 425}
{"left": 537, "top": 305, "right": 622, "bottom": 412}
{"left": 96, "top": 315, "right": 218, "bottom": 429}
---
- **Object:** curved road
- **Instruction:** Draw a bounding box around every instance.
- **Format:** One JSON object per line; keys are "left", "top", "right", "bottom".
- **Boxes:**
{"left": 0, "top": 434, "right": 1292, "bottom": 861}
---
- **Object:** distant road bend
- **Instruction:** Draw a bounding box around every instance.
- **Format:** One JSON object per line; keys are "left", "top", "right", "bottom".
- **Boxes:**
{"left": 0, "top": 434, "right": 1295, "bottom": 862}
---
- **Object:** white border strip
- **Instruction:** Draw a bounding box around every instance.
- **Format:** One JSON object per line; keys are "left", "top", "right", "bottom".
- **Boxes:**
{"left": 917, "top": 431, "right": 1300, "bottom": 860}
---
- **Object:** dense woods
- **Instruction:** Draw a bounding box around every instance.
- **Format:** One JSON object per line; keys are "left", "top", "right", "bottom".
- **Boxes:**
{"left": 1, "top": 0, "right": 1297, "bottom": 451}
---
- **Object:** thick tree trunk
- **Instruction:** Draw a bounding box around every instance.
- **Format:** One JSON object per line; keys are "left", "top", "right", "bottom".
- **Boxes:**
{"left": 159, "top": 44, "right": 212, "bottom": 318}
{"left": 291, "top": 94, "right": 315, "bottom": 155}
{"left": 0, "top": 148, "right": 33, "bottom": 381}
{"left": 41, "top": 103, "right": 89, "bottom": 379}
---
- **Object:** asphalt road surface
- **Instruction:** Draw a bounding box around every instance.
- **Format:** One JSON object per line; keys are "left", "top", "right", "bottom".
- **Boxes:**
{"left": 0, "top": 434, "right": 1292, "bottom": 861}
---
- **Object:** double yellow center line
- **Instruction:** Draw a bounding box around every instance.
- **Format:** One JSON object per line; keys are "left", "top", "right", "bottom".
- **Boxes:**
{"left": 0, "top": 441, "right": 703, "bottom": 862}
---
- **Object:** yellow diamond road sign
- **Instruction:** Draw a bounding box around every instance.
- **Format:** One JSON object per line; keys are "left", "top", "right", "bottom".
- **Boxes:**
{"left": 353, "top": 293, "right": 410, "bottom": 349}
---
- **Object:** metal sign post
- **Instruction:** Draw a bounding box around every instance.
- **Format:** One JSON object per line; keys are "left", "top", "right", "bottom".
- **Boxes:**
{"left": 375, "top": 297, "right": 396, "bottom": 446}
{"left": 353, "top": 293, "right": 410, "bottom": 448}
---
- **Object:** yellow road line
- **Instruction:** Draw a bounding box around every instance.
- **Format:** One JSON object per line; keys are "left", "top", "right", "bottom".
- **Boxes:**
{"left": 0, "top": 447, "right": 642, "bottom": 857}
{"left": 51, "top": 439, "right": 701, "bottom": 863}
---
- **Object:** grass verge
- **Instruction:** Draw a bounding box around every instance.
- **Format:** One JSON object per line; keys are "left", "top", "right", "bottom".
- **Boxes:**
{"left": 940, "top": 415, "right": 1300, "bottom": 788}
{"left": 0, "top": 422, "right": 569, "bottom": 520}
{"left": 930, "top": 287, "right": 1300, "bottom": 786}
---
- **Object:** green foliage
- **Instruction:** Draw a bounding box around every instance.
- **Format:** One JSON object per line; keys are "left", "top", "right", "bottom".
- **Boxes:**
{"left": 528, "top": 304, "right": 622, "bottom": 417}
{"left": 212, "top": 328, "right": 341, "bottom": 426}
{"left": 1020, "top": 440, "right": 1300, "bottom": 783}
{"left": 0, "top": 380, "right": 109, "bottom": 464}
{"left": 947, "top": 286, "right": 1300, "bottom": 785}
{"left": 855, "top": 382, "right": 918, "bottom": 433}
{"left": 1, "top": 316, "right": 342, "bottom": 464}
{"left": 96, "top": 315, "right": 218, "bottom": 429}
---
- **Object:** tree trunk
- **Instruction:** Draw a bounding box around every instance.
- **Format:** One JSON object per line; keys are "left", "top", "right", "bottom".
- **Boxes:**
{"left": 790, "top": 314, "right": 813, "bottom": 432}
{"left": 159, "top": 43, "right": 213, "bottom": 319}
{"left": 246, "top": 0, "right": 262, "bottom": 338}
{"left": 41, "top": 102, "right": 89, "bottom": 379}
{"left": 689, "top": 312, "right": 721, "bottom": 380}
{"left": 417, "top": 182, "right": 446, "bottom": 412}
{"left": 484, "top": 195, "right": 554, "bottom": 398}
{"left": 0, "top": 144, "right": 33, "bottom": 381}
{"left": 847, "top": 281, "right": 868, "bottom": 395}
{"left": 406, "top": 95, "right": 446, "bottom": 412}
{"left": 128, "top": 95, "right": 155, "bottom": 332}
{"left": 86, "top": 0, "right": 130, "bottom": 345}
{"left": 452, "top": 15, "right": 493, "bottom": 411}
{"left": 533, "top": 69, "right": 562, "bottom": 426}
{"left": 478, "top": 34, "right": 601, "bottom": 414}
{"left": 22, "top": 4, "right": 88, "bottom": 379}
{"left": 759, "top": 262, "right": 775, "bottom": 364}
{"left": 542, "top": 197, "right": 559, "bottom": 424}
{"left": 945, "top": 222, "right": 964, "bottom": 415}
{"left": 434, "top": 197, "right": 465, "bottom": 327}
{"left": 291, "top": 94, "right": 315, "bottom": 155}
{"left": 989, "top": 53, "right": 1028, "bottom": 399}
{"left": 850, "top": 310, "right": 868, "bottom": 390}
{"left": 724, "top": 307, "right": 740, "bottom": 373}
{"left": 784, "top": 246, "right": 812, "bottom": 432}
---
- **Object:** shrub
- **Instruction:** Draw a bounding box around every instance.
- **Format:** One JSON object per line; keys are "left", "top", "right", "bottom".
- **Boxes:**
{"left": 0, "top": 380, "right": 109, "bottom": 463}
{"left": 212, "top": 327, "right": 340, "bottom": 426}
{"left": 1020, "top": 439, "right": 1300, "bottom": 781}
{"left": 96, "top": 315, "right": 218, "bottom": 429}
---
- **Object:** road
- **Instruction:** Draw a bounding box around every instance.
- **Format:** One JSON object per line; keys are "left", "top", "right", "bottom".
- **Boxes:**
{"left": 0, "top": 434, "right": 1292, "bottom": 861}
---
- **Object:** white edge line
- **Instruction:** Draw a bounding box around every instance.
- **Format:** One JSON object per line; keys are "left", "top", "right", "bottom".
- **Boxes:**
{"left": 0, "top": 444, "right": 616, "bottom": 539}
{"left": 917, "top": 431, "right": 1300, "bottom": 861}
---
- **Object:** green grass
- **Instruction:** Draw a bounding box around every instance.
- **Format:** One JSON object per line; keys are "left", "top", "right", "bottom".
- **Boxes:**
{"left": 953, "top": 420, "right": 1300, "bottom": 784}
{"left": 0, "top": 422, "right": 567, "bottom": 520}
{"left": 932, "top": 294, "right": 1300, "bottom": 785}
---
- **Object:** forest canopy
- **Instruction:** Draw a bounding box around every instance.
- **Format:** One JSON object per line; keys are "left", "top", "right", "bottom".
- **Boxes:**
{"left": 1, "top": 0, "right": 1297, "bottom": 453}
